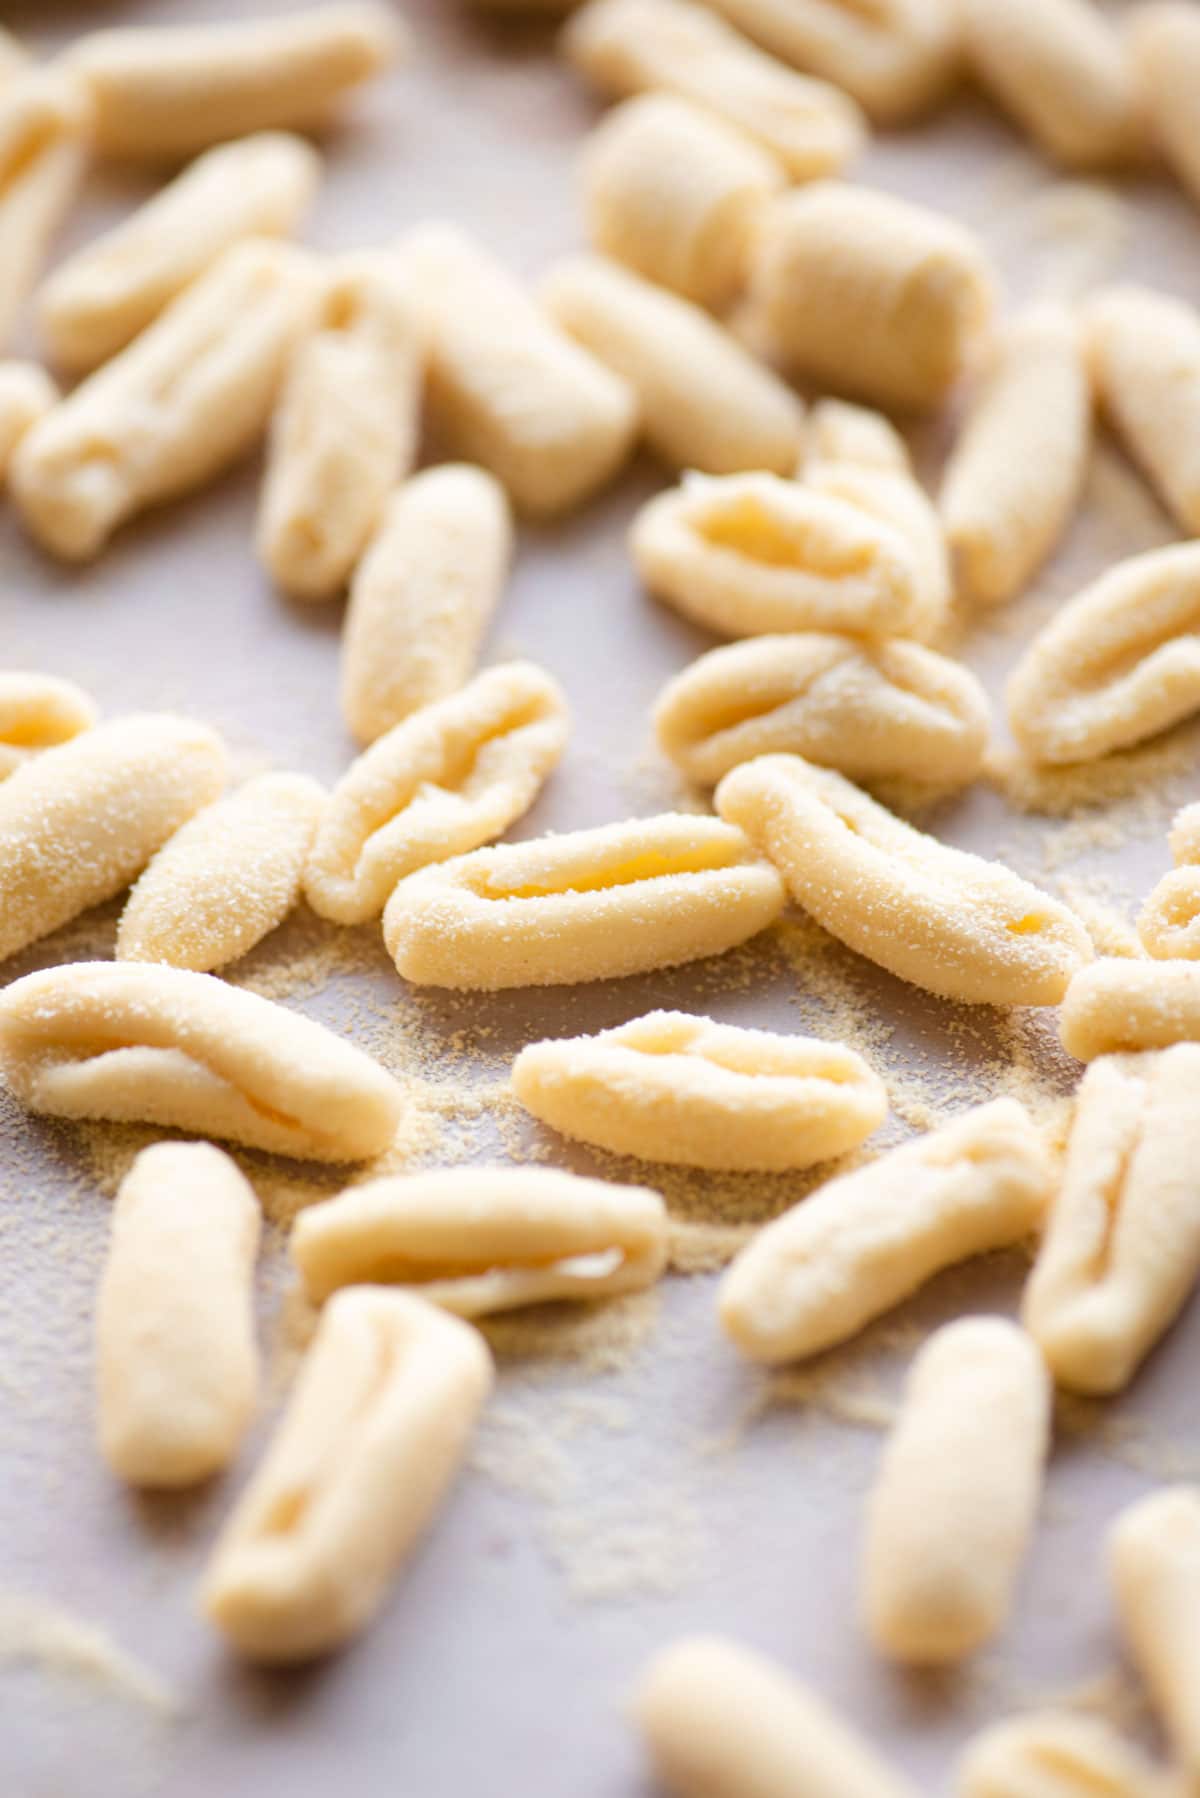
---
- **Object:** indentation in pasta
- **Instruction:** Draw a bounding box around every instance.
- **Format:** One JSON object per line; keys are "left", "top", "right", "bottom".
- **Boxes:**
{"left": 1139, "top": 801, "right": 1200, "bottom": 959}
{"left": 0, "top": 670, "right": 96, "bottom": 779}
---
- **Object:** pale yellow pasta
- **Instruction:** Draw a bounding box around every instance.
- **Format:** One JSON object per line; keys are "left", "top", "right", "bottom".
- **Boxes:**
{"left": 941, "top": 307, "right": 1091, "bottom": 606}
{"left": 257, "top": 254, "right": 424, "bottom": 602}
{"left": 383, "top": 814, "right": 785, "bottom": 990}
{"left": 806, "top": 398, "right": 910, "bottom": 472}
{"left": 696, "top": 0, "right": 958, "bottom": 123}
{"left": 749, "top": 182, "right": 994, "bottom": 411}
{"left": 957, "top": 1710, "right": 1170, "bottom": 1798}
{"left": 339, "top": 465, "right": 513, "bottom": 747}
{"left": 1059, "top": 958, "right": 1200, "bottom": 1061}
{"left": 12, "top": 239, "right": 321, "bottom": 561}
{"left": 1022, "top": 1046, "right": 1200, "bottom": 1395}
{"left": 116, "top": 772, "right": 326, "bottom": 972}
{"left": 716, "top": 755, "right": 1091, "bottom": 1006}
{"left": 958, "top": 0, "right": 1141, "bottom": 168}
{"left": 719, "top": 1098, "right": 1051, "bottom": 1364}
{"left": 38, "top": 133, "right": 321, "bottom": 375}
{"left": 631, "top": 473, "right": 929, "bottom": 642}
{"left": 1084, "top": 285, "right": 1200, "bottom": 536}
{"left": 1139, "top": 801, "right": 1200, "bottom": 960}
{"left": 511, "top": 1009, "right": 887, "bottom": 1170}
{"left": 67, "top": 3, "right": 402, "bottom": 161}
{"left": 1130, "top": 5, "right": 1200, "bottom": 210}
{"left": 0, "top": 362, "right": 57, "bottom": 477}
{"left": 1006, "top": 543, "right": 1200, "bottom": 765}
{"left": 398, "top": 223, "right": 637, "bottom": 518}
{"left": 0, "top": 713, "right": 226, "bottom": 962}
{"left": 291, "top": 1166, "right": 668, "bottom": 1311}
{"left": 0, "top": 671, "right": 97, "bottom": 780}
{"left": 0, "top": 961, "right": 405, "bottom": 1163}
{"left": 308, "top": 662, "right": 567, "bottom": 925}
{"left": 655, "top": 634, "right": 989, "bottom": 788}
{"left": 0, "top": 71, "right": 91, "bottom": 353}
{"left": 1109, "top": 1487, "right": 1200, "bottom": 1780}
{"left": 580, "top": 93, "right": 783, "bottom": 310}
{"left": 635, "top": 1636, "right": 918, "bottom": 1798}
{"left": 96, "top": 1142, "right": 260, "bottom": 1488}
{"left": 563, "top": 0, "right": 866, "bottom": 180}
{"left": 541, "top": 255, "right": 804, "bottom": 477}
{"left": 862, "top": 1317, "right": 1051, "bottom": 1665}
{"left": 202, "top": 1287, "right": 491, "bottom": 1662}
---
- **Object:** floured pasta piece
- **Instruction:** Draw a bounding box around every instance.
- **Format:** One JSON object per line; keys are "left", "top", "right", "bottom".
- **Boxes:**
{"left": 1130, "top": 5, "right": 1200, "bottom": 210}
{"left": 958, "top": 0, "right": 1142, "bottom": 168}
{"left": 654, "top": 635, "right": 989, "bottom": 788}
{"left": 563, "top": 0, "right": 865, "bottom": 180}
{"left": 957, "top": 1709, "right": 1170, "bottom": 1798}
{"left": 202, "top": 1287, "right": 491, "bottom": 1661}
{"left": 542, "top": 255, "right": 804, "bottom": 477}
{"left": 804, "top": 408, "right": 951, "bottom": 637}
{"left": 1084, "top": 286, "right": 1200, "bottom": 537}
{"left": 117, "top": 772, "right": 326, "bottom": 972}
{"left": 258, "top": 253, "right": 424, "bottom": 601}
{"left": 12, "top": 239, "right": 321, "bottom": 561}
{"left": 0, "top": 713, "right": 226, "bottom": 962}
{"left": 291, "top": 1166, "right": 668, "bottom": 1311}
{"left": 0, "top": 362, "right": 57, "bottom": 476}
{"left": 749, "top": 183, "right": 994, "bottom": 412}
{"left": 863, "top": 1317, "right": 1051, "bottom": 1664}
{"left": 631, "top": 473, "right": 930, "bottom": 642}
{"left": 1109, "top": 1487, "right": 1200, "bottom": 1781}
{"left": 1139, "top": 801, "right": 1200, "bottom": 959}
{"left": 1006, "top": 543, "right": 1200, "bottom": 765}
{"left": 941, "top": 307, "right": 1091, "bottom": 606}
{"left": 717, "top": 755, "right": 1091, "bottom": 1006}
{"left": 0, "top": 961, "right": 405, "bottom": 1162}
{"left": 1059, "top": 958, "right": 1200, "bottom": 1060}
{"left": 38, "top": 132, "right": 321, "bottom": 374}
{"left": 694, "top": 0, "right": 959, "bottom": 123}
{"left": 1022, "top": 1046, "right": 1200, "bottom": 1394}
{"left": 340, "top": 464, "right": 513, "bottom": 746}
{"left": 67, "top": 3, "right": 402, "bottom": 160}
{"left": 383, "top": 814, "right": 785, "bottom": 990}
{"left": 0, "top": 71, "right": 91, "bottom": 352}
{"left": 579, "top": 93, "right": 783, "bottom": 311}
{"left": 511, "top": 1009, "right": 886, "bottom": 1170}
{"left": 635, "top": 1636, "right": 918, "bottom": 1798}
{"left": 308, "top": 662, "right": 567, "bottom": 925}
{"left": 0, "top": 671, "right": 97, "bottom": 780}
{"left": 719, "top": 1098, "right": 1051, "bottom": 1364}
{"left": 398, "top": 223, "right": 637, "bottom": 517}
{"left": 96, "top": 1142, "right": 260, "bottom": 1488}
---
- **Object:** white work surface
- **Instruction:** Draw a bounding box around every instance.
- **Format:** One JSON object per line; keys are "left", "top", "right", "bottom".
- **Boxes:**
{"left": 3, "top": 1, "right": 1199, "bottom": 1791}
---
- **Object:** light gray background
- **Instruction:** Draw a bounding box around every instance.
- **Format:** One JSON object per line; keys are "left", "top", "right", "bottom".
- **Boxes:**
{"left": 2, "top": 1, "right": 1198, "bottom": 1791}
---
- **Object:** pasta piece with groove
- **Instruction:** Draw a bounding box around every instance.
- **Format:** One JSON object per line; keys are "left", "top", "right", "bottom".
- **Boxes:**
{"left": 1084, "top": 285, "right": 1200, "bottom": 538}
{"left": 1006, "top": 543, "right": 1200, "bottom": 765}
{"left": 631, "top": 473, "right": 931, "bottom": 642}
{"left": 0, "top": 71, "right": 91, "bottom": 352}
{"left": 1059, "top": 958, "right": 1200, "bottom": 1060}
{"left": 308, "top": 662, "right": 567, "bottom": 924}
{"left": 512, "top": 1009, "right": 887, "bottom": 1169}
{"left": 1139, "top": 801, "right": 1200, "bottom": 959}
{"left": 719, "top": 1098, "right": 1051, "bottom": 1364}
{"left": 957, "top": 1710, "right": 1171, "bottom": 1798}
{"left": 0, "top": 671, "right": 96, "bottom": 780}
{"left": 383, "top": 814, "right": 785, "bottom": 989}
{"left": 291, "top": 1167, "right": 667, "bottom": 1311}
{"left": 202, "top": 1288, "right": 491, "bottom": 1661}
{"left": 1022, "top": 1046, "right": 1200, "bottom": 1394}
{"left": 0, "top": 961, "right": 405, "bottom": 1163}
{"left": 1109, "top": 1487, "right": 1200, "bottom": 1782}
{"left": 717, "top": 754, "right": 1091, "bottom": 1006}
